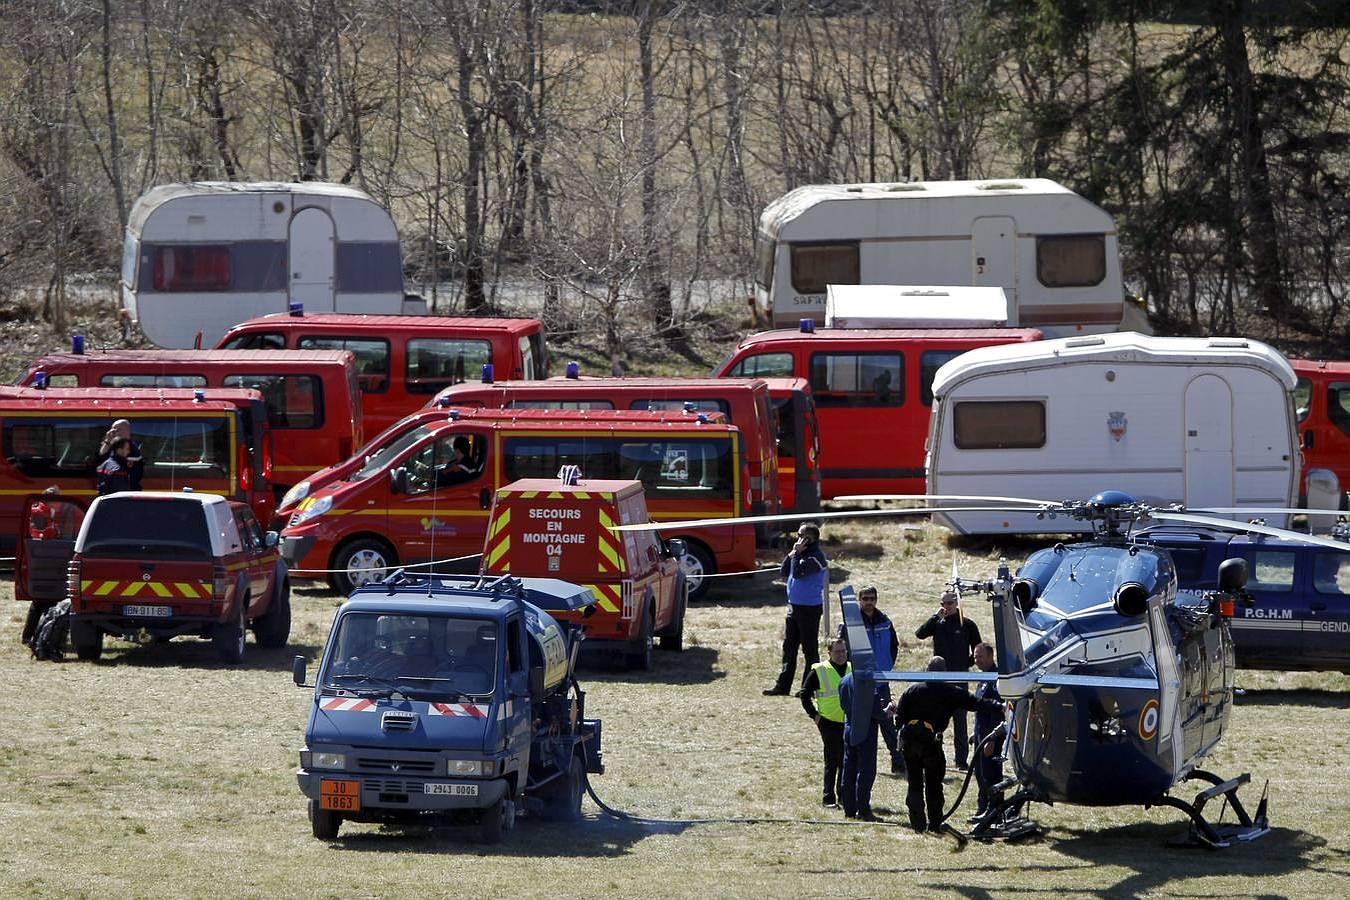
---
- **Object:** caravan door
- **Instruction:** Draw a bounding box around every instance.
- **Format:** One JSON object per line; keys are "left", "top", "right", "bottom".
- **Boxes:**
{"left": 971, "top": 217, "right": 1016, "bottom": 323}
{"left": 289, "top": 208, "right": 336, "bottom": 312}
{"left": 1184, "top": 374, "right": 1235, "bottom": 509}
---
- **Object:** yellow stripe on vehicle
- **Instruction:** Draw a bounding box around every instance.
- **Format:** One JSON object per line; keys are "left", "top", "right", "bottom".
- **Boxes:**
{"left": 121, "top": 581, "right": 147, "bottom": 597}
{"left": 489, "top": 506, "right": 511, "bottom": 538}
{"left": 597, "top": 535, "right": 621, "bottom": 572}
{"left": 584, "top": 584, "right": 620, "bottom": 613}
{"left": 94, "top": 581, "right": 118, "bottom": 596}
{"left": 175, "top": 582, "right": 202, "bottom": 598}
{"left": 146, "top": 582, "right": 173, "bottom": 598}
{"left": 486, "top": 534, "right": 510, "bottom": 569}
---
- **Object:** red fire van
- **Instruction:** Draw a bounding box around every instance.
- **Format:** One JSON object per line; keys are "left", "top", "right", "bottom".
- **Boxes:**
{"left": 22, "top": 349, "right": 362, "bottom": 493}
{"left": 279, "top": 408, "right": 752, "bottom": 599}
{"left": 713, "top": 325, "right": 1043, "bottom": 497}
{"left": 216, "top": 312, "right": 548, "bottom": 435}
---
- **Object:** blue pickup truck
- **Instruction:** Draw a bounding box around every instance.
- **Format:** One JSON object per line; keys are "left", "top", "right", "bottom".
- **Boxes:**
{"left": 293, "top": 572, "right": 604, "bottom": 843}
{"left": 1143, "top": 525, "right": 1350, "bottom": 674}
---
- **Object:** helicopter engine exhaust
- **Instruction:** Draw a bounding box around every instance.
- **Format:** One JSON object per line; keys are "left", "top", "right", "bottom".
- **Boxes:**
{"left": 1113, "top": 582, "right": 1150, "bottom": 617}
{"left": 1011, "top": 579, "right": 1039, "bottom": 613}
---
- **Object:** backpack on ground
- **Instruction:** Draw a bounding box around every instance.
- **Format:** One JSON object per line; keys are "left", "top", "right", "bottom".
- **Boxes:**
{"left": 31, "top": 600, "right": 72, "bottom": 661}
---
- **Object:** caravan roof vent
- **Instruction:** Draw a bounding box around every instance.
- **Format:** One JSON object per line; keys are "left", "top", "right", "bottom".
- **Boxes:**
{"left": 886, "top": 183, "right": 926, "bottom": 192}
{"left": 977, "top": 181, "right": 1025, "bottom": 191}
{"left": 1064, "top": 336, "right": 1106, "bottom": 349}
{"left": 1208, "top": 338, "right": 1249, "bottom": 349}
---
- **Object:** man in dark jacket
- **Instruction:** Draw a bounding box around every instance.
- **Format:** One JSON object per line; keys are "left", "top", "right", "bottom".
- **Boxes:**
{"left": 893, "top": 656, "right": 1000, "bottom": 833}
{"left": 915, "top": 589, "right": 981, "bottom": 769}
{"left": 764, "top": 522, "right": 828, "bottom": 695}
{"left": 837, "top": 667, "right": 886, "bottom": 820}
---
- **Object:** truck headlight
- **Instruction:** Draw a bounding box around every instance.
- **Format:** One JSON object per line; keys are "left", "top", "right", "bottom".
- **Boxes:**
{"left": 300, "top": 750, "right": 346, "bottom": 770}
{"left": 291, "top": 495, "right": 332, "bottom": 525}
{"left": 446, "top": 759, "right": 487, "bottom": 777}
{"left": 280, "top": 481, "right": 311, "bottom": 509}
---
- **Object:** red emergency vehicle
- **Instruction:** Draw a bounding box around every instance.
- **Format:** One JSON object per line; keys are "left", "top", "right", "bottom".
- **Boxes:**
{"left": 279, "top": 408, "right": 753, "bottom": 599}
{"left": 713, "top": 326, "right": 1043, "bottom": 497}
{"left": 431, "top": 375, "right": 782, "bottom": 521}
{"left": 0, "top": 386, "right": 273, "bottom": 555}
{"left": 216, "top": 312, "right": 548, "bottom": 435}
{"left": 1291, "top": 359, "right": 1350, "bottom": 500}
{"left": 756, "top": 377, "right": 821, "bottom": 514}
{"left": 482, "top": 477, "right": 686, "bottom": 669}
{"left": 21, "top": 348, "right": 363, "bottom": 492}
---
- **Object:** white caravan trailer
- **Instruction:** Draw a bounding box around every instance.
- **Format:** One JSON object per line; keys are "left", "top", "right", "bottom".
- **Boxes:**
{"left": 120, "top": 182, "right": 425, "bottom": 348}
{"left": 755, "top": 178, "right": 1142, "bottom": 337}
{"left": 925, "top": 332, "right": 1299, "bottom": 535}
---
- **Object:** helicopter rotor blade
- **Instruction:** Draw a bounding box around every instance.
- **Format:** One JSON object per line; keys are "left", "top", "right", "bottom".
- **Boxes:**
{"left": 1037, "top": 673, "right": 1157, "bottom": 691}
{"left": 1186, "top": 506, "right": 1344, "bottom": 517}
{"left": 608, "top": 505, "right": 1044, "bottom": 532}
{"left": 1149, "top": 511, "right": 1350, "bottom": 552}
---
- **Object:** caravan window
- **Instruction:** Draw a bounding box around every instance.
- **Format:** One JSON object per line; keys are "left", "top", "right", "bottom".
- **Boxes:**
{"left": 151, "top": 245, "right": 231, "bottom": 291}
{"left": 755, "top": 234, "right": 777, "bottom": 288}
{"left": 790, "top": 242, "right": 859, "bottom": 294}
{"left": 222, "top": 374, "right": 322, "bottom": 429}
{"left": 809, "top": 352, "right": 902, "bottom": 408}
{"left": 952, "top": 400, "right": 1045, "bottom": 449}
{"left": 298, "top": 336, "right": 390, "bottom": 394}
{"left": 406, "top": 338, "right": 493, "bottom": 394}
{"left": 1036, "top": 235, "right": 1105, "bottom": 287}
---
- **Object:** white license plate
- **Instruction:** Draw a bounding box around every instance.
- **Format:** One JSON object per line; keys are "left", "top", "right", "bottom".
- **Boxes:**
{"left": 424, "top": 782, "right": 479, "bottom": 797}
{"left": 124, "top": 605, "right": 172, "bottom": 618}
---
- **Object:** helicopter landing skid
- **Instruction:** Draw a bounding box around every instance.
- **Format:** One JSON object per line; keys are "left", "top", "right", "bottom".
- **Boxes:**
{"left": 967, "top": 787, "right": 1043, "bottom": 842}
{"left": 1158, "top": 769, "right": 1271, "bottom": 849}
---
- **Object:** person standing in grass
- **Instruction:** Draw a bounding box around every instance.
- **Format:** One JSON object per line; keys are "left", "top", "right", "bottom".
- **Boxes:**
{"left": 764, "top": 522, "right": 828, "bottom": 696}
{"left": 915, "top": 589, "right": 981, "bottom": 770}
{"left": 857, "top": 585, "right": 905, "bottom": 777}
{"left": 799, "top": 637, "right": 850, "bottom": 807}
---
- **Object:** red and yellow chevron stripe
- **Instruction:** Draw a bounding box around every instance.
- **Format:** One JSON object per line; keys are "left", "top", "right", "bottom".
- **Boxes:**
{"left": 80, "top": 579, "right": 210, "bottom": 600}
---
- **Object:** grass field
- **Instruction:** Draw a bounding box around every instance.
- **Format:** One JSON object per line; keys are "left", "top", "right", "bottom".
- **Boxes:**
{"left": 3, "top": 519, "right": 1349, "bottom": 899}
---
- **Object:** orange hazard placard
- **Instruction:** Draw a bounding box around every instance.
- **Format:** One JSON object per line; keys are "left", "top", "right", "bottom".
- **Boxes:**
{"left": 319, "top": 778, "right": 361, "bottom": 811}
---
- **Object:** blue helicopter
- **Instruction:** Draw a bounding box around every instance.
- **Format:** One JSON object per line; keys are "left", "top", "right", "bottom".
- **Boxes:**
{"left": 617, "top": 489, "right": 1350, "bottom": 847}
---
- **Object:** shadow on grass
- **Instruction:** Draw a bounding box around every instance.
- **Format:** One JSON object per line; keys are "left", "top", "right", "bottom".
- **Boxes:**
{"left": 1235, "top": 688, "right": 1350, "bottom": 709}
{"left": 1051, "top": 822, "right": 1327, "bottom": 898}
{"left": 579, "top": 645, "right": 724, "bottom": 686}
{"left": 89, "top": 640, "right": 323, "bottom": 671}
{"left": 330, "top": 809, "right": 695, "bottom": 856}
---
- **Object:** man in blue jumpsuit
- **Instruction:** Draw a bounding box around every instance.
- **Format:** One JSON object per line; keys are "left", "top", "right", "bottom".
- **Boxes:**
{"left": 764, "top": 522, "right": 828, "bottom": 695}
{"left": 970, "top": 642, "right": 1005, "bottom": 822}
{"left": 837, "top": 667, "right": 886, "bottom": 820}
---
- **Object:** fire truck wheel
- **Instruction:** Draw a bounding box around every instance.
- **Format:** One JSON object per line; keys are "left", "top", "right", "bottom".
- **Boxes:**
{"left": 658, "top": 577, "right": 687, "bottom": 652}
{"left": 331, "top": 539, "right": 395, "bottom": 595}
{"left": 309, "top": 799, "right": 341, "bottom": 840}
{"left": 625, "top": 603, "right": 655, "bottom": 671}
{"left": 679, "top": 543, "right": 715, "bottom": 601}
{"left": 70, "top": 619, "right": 103, "bottom": 661}
{"left": 212, "top": 597, "right": 247, "bottom": 664}
{"left": 478, "top": 795, "right": 516, "bottom": 844}
{"left": 252, "top": 578, "right": 291, "bottom": 648}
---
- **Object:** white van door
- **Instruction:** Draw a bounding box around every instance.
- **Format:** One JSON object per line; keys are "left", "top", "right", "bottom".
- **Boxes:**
{"left": 1184, "top": 374, "right": 1235, "bottom": 510}
{"left": 289, "top": 207, "right": 336, "bottom": 312}
{"left": 971, "top": 217, "right": 1016, "bottom": 323}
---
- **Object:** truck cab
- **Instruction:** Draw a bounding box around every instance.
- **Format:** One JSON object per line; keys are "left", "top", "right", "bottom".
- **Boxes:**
{"left": 293, "top": 573, "right": 603, "bottom": 843}
{"left": 482, "top": 477, "right": 687, "bottom": 669}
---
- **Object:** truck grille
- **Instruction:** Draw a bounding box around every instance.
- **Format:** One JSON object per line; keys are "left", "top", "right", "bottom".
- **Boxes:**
{"left": 354, "top": 755, "right": 437, "bottom": 775}
{"left": 365, "top": 778, "right": 424, "bottom": 794}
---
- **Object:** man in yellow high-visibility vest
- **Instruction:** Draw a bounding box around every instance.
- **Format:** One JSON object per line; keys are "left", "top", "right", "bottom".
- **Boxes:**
{"left": 798, "top": 636, "right": 851, "bottom": 807}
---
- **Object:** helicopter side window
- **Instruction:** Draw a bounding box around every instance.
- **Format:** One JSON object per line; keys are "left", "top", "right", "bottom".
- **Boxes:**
{"left": 1312, "top": 552, "right": 1350, "bottom": 596}
{"left": 1247, "top": 551, "right": 1295, "bottom": 592}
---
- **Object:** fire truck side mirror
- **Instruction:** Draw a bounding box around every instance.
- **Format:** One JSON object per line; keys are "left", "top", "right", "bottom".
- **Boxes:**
{"left": 665, "top": 538, "right": 687, "bottom": 559}
{"left": 389, "top": 467, "right": 408, "bottom": 494}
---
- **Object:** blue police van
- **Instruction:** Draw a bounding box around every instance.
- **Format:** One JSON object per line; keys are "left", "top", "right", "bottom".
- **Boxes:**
{"left": 1143, "top": 526, "right": 1350, "bottom": 674}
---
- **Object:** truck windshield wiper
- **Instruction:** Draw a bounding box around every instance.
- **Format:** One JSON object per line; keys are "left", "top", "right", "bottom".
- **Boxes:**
{"left": 393, "top": 676, "right": 466, "bottom": 701}
{"left": 328, "top": 673, "right": 403, "bottom": 697}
